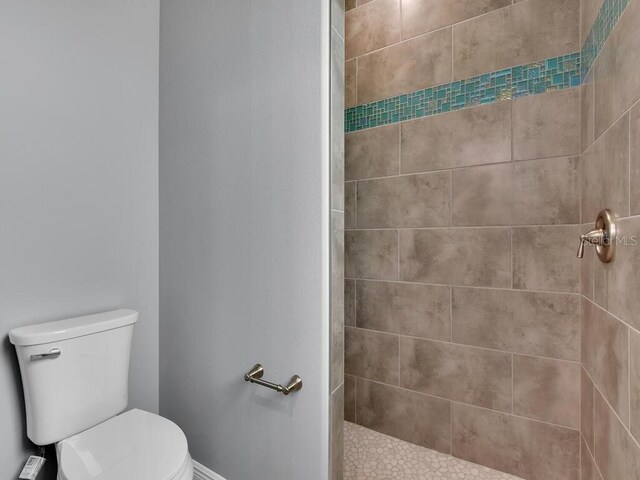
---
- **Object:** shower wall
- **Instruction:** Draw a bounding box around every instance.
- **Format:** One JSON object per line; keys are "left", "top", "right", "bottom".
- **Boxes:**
{"left": 580, "top": 0, "right": 640, "bottom": 479}
{"left": 343, "top": 0, "right": 584, "bottom": 478}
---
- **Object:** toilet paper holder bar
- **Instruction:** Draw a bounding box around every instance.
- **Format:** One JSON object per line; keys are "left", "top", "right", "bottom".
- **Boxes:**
{"left": 244, "top": 364, "right": 302, "bottom": 395}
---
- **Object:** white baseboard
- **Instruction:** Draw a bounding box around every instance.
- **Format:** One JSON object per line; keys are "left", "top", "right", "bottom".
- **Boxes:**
{"left": 193, "top": 460, "right": 227, "bottom": 480}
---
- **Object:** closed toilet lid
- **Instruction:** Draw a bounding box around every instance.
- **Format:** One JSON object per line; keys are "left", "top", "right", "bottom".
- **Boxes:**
{"left": 58, "top": 409, "right": 189, "bottom": 480}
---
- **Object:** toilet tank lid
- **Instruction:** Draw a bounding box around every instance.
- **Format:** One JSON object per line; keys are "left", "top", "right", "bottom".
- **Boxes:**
{"left": 9, "top": 309, "right": 138, "bottom": 346}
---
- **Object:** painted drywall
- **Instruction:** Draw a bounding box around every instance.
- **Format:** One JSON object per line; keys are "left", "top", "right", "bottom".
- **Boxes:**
{"left": 0, "top": 1, "right": 160, "bottom": 477}
{"left": 159, "top": 1, "right": 331, "bottom": 479}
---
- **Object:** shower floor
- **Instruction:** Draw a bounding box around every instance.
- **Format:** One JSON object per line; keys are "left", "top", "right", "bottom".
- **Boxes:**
{"left": 344, "top": 422, "right": 523, "bottom": 480}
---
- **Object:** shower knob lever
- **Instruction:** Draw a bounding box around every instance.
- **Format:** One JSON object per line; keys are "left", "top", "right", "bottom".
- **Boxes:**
{"left": 577, "top": 209, "right": 616, "bottom": 263}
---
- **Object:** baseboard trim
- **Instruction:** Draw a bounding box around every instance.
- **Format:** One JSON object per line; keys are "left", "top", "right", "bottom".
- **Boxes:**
{"left": 193, "top": 460, "right": 227, "bottom": 480}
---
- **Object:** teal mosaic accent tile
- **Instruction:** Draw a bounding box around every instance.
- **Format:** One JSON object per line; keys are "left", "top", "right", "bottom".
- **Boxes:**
{"left": 582, "top": 0, "right": 630, "bottom": 79}
{"left": 345, "top": 53, "right": 581, "bottom": 133}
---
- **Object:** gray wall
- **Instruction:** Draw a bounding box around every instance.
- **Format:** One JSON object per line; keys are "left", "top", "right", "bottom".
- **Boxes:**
{"left": 159, "top": 1, "right": 331, "bottom": 479}
{"left": 0, "top": 2, "right": 160, "bottom": 477}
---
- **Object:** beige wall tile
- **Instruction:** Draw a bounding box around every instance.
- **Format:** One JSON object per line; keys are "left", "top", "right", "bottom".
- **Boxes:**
{"left": 582, "top": 82, "right": 595, "bottom": 154}
{"left": 356, "top": 172, "right": 451, "bottom": 228}
{"left": 453, "top": 157, "right": 580, "bottom": 226}
{"left": 452, "top": 0, "right": 579, "bottom": 80}
{"left": 356, "top": 378, "right": 452, "bottom": 453}
{"left": 401, "top": 101, "right": 512, "bottom": 174}
{"left": 513, "top": 88, "right": 581, "bottom": 161}
{"left": 513, "top": 225, "right": 581, "bottom": 293}
{"left": 582, "top": 298, "right": 629, "bottom": 426}
{"left": 346, "top": 125, "right": 399, "bottom": 180}
{"left": 453, "top": 287, "right": 580, "bottom": 360}
{"left": 345, "top": 0, "right": 400, "bottom": 60}
{"left": 345, "top": 375, "right": 356, "bottom": 422}
{"left": 345, "top": 59, "right": 356, "bottom": 109}
{"left": 452, "top": 403, "right": 580, "bottom": 480}
{"left": 581, "top": 224, "right": 595, "bottom": 300}
{"left": 358, "top": 0, "right": 375, "bottom": 5}
{"left": 581, "top": 113, "right": 630, "bottom": 222}
{"left": 630, "top": 103, "right": 640, "bottom": 215}
{"left": 512, "top": 355, "right": 580, "bottom": 428}
{"left": 400, "top": 228, "right": 511, "bottom": 287}
{"left": 345, "top": 279, "right": 356, "bottom": 326}
{"left": 401, "top": 0, "right": 510, "bottom": 40}
{"left": 400, "top": 337, "right": 512, "bottom": 412}
{"left": 593, "top": 0, "right": 640, "bottom": 137}
{"left": 594, "top": 390, "right": 640, "bottom": 480}
{"left": 345, "top": 0, "right": 356, "bottom": 11}
{"left": 345, "top": 230, "right": 398, "bottom": 280}
{"left": 581, "top": 436, "right": 603, "bottom": 480}
{"left": 582, "top": 367, "right": 595, "bottom": 452}
{"left": 345, "top": 326, "right": 399, "bottom": 384}
{"left": 332, "top": 212, "right": 345, "bottom": 391}
{"left": 581, "top": 0, "right": 605, "bottom": 45}
{"left": 631, "top": 329, "right": 640, "bottom": 443}
{"left": 330, "top": 384, "right": 344, "bottom": 480}
{"left": 357, "top": 280, "right": 450, "bottom": 340}
{"left": 357, "top": 28, "right": 452, "bottom": 104}
{"left": 345, "top": 181, "right": 356, "bottom": 229}
{"left": 604, "top": 216, "right": 640, "bottom": 332}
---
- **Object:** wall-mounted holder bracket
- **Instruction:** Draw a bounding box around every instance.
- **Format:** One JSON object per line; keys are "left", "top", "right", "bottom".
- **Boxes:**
{"left": 244, "top": 363, "right": 302, "bottom": 395}
{"left": 577, "top": 208, "right": 616, "bottom": 263}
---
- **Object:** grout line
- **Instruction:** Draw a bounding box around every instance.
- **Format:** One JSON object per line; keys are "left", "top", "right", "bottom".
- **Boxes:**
{"left": 345, "top": 324, "right": 582, "bottom": 364}
{"left": 343, "top": 152, "right": 579, "bottom": 180}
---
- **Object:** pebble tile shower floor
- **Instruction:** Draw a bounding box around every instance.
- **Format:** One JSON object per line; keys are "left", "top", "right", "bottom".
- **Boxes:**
{"left": 344, "top": 422, "right": 523, "bottom": 480}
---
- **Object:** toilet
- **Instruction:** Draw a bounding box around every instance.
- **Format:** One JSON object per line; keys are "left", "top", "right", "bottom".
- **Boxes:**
{"left": 9, "top": 309, "right": 193, "bottom": 480}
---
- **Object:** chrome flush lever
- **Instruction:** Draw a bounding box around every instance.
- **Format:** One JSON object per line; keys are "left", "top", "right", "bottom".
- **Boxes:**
{"left": 30, "top": 348, "right": 61, "bottom": 361}
{"left": 577, "top": 209, "right": 616, "bottom": 263}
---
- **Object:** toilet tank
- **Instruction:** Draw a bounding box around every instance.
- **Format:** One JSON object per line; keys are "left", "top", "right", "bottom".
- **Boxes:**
{"left": 9, "top": 309, "right": 138, "bottom": 446}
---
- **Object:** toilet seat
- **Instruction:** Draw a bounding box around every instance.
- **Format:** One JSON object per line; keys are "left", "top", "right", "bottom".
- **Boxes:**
{"left": 57, "top": 409, "right": 191, "bottom": 480}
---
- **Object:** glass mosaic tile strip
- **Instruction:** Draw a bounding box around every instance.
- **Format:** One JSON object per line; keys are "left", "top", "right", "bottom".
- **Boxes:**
{"left": 582, "top": 0, "right": 630, "bottom": 79}
{"left": 345, "top": 53, "right": 581, "bottom": 133}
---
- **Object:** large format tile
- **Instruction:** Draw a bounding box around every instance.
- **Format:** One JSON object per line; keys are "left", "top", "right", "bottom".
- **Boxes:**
{"left": 345, "top": 326, "right": 399, "bottom": 384}
{"left": 512, "top": 225, "right": 581, "bottom": 293}
{"left": 452, "top": 0, "right": 579, "bottom": 79}
{"left": 581, "top": 298, "right": 629, "bottom": 426}
{"left": 630, "top": 103, "right": 640, "bottom": 215}
{"left": 582, "top": 82, "right": 595, "bottom": 153}
{"left": 345, "top": 230, "right": 398, "bottom": 280}
{"left": 401, "top": 0, "right": 510, "bottom": 39}
{"left": 631, "top": 329, "right": 640, "bottom": 442}
{"left": 345, "top": 279, "right": 356, "bottom": 326}
{"left": 452, "top": 403, "right": 580, "bottom": 480}
{"left": 331, "top": 384, "right": 344, "bottom": 480}
{"left": 580, "top": 436, "right": 603, "bottom": 480}
{"left": 512, "top": 355, "right": 580, "bottom": 428}
{"left": 452, "top": 157, "right": 580, "bottom": 226}
{"left": 345, "top": 181, "right": 356, "bottom": 229}
{"left": 594, "top": 390, "right": 640, "bottom": 480}
{"left": 331, "top": 212, "right": 345, "bottom": 391}
{"left": 593, "top": 0, "right": 640, "bottom": 137}
{"left": 582, "top": 367, "right": 595, "bottom": 452}
{"left": 603, "top": 216, "right": 640, "bottom": 331}
{"left": 356, "top": 172, "right": 451, "bottom": 228}
{"left": 400, "top": 337, "right": 512, "bottom": 412}
{"left": 357, "top": 28, "right": 452, "bottom": 104}
{"left": 345, "top": 374, "right": 356, "bottom": 422}
{"left": 580, "top": 112, "right": 630, "bottom": 222}
{"left": 345, "top": 125, "right": 399, "bottom": 180}
{"left": 357, "top": 280, "right": 450, "bottom": 340}
{"left": 512, "top": 89, "right": 581, "bottom": 161}
{"left": 400, "top": 228, "right": 511, "bottom": 287}
{"left": 345, "top": 0, "right": 400, "bottom": 60}
{"left": 356, "top": 378, "right": 452, "bottom": 453}
{"left": 345, "top": 59, "right": 356, "bottom": 108}
{"left": 401, "top": 102, "right": 511, "bottom": 174}
{"left": 453, "top": 288, "right": 580, "bottom": 360}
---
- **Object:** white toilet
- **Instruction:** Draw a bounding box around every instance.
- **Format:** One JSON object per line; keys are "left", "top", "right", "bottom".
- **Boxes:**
{"left": 9, "top": 309, "right": 193, "bottom": 480}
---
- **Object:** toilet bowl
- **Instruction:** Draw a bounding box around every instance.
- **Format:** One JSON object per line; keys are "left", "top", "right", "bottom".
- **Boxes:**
{"left": 9, "top": 310, "right": 193, "bottom": 480}
{"left": 56, "top": 409, "right": 193, "bottom": 480}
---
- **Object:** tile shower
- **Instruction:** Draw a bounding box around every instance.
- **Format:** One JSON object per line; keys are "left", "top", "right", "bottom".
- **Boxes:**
{"left": 340, "top": 0, "right": 640, "bottom": 479}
